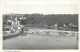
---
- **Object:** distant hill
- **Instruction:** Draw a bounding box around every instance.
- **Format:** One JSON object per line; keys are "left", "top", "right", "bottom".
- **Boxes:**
{"left": 3, "top": 14, "right": 78, "bottom": 27}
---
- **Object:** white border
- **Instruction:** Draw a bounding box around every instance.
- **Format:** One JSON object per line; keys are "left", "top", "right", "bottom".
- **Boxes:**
{"left": 0, "top": 0, "right": 80, "bottom": 52}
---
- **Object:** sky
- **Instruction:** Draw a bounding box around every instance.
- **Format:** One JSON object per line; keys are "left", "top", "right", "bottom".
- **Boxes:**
{"left": 2, "top": 4, "right": 78, "bottom": 14}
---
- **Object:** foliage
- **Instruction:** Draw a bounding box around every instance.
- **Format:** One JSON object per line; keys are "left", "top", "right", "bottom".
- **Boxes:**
{"left": 3, "top": 14, "right": 78, "bottom": 27}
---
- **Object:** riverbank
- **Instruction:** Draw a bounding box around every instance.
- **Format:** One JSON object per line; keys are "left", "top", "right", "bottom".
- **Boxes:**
{"left": 3, "top": 27, "right": 78, "bottom": 40}
{"left": 3, "top": 32, "right": 20, "bottom": 40}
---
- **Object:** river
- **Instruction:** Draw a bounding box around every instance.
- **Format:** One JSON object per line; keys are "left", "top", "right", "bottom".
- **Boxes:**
{"left": 3, "top": 33, "right": 78, "bottom": 50}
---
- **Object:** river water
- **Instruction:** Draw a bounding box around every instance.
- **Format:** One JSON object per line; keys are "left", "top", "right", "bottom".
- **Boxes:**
{"left": 3, "top": 34, "right": 78, "bottom": 50}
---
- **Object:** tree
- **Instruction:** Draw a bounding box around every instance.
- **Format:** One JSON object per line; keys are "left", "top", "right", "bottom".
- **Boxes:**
{"left": 57, "top": 22, "right": 64, "bottom": 27}
{"left": 20, "top": 19, "right": 27, "bottom": 25}
{"left": 7, "top": 22, "right": 11, "bottom": 26}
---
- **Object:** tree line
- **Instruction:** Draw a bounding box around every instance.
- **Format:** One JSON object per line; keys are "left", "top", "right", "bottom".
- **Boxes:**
{"left": 3, "top": 14, "right": 78, "bottom": 28}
